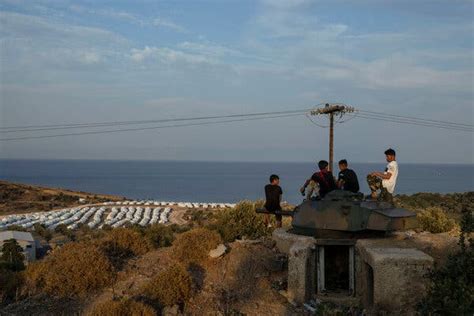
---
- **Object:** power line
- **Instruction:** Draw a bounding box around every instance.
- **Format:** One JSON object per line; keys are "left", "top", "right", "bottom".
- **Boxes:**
{"left": 355, "top": 113, "right": 473, "bottom": 132}
{"left": 358, "top": 109, "right": 472, "bottom": 128}
{"left": 0, "top": 113, "right": 305, "bottom": 142}
{"left": 0, "top": 108, "right": 311, "bottom": 133}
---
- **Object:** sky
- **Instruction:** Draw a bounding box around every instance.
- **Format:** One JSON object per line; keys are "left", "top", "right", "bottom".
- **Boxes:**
{"left": 0, "top": 0, "right": 473, "bottom": 163}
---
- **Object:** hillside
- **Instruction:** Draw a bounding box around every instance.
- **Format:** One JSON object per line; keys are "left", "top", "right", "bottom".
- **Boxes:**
{"left": 0, "top": 182, "right": 472, "bottom": 315}
{"left": 0, "top": 180, "right": 125, "bottom": 216}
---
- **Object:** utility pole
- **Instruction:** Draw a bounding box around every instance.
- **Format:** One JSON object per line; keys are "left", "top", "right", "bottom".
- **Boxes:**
{"left": 310, "top": 103, "right": 355, "bottom": 172}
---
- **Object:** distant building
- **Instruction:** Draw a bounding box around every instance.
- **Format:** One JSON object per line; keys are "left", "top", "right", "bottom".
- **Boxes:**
{"left": 0, "top": 230, "right": 36, "bottom": 262}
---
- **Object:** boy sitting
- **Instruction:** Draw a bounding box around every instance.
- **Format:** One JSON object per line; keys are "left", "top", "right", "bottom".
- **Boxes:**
{"left": 264, "top": 174, "right": 283, "bottom": 228}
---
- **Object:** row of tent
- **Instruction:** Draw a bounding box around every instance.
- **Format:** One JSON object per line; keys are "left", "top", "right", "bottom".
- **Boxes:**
{"left": 0, "top": 199, "right": 238, "bottom": 231}
{"left": 0, "top": 205, "right": 173, "bottom": 230}
{"left": 103, "top": 200, "right": 237, "bottom": 209}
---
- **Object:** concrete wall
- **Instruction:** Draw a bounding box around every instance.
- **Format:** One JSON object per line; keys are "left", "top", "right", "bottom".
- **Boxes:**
{"left": 356, "top": 239, "right": 433, "bottom": 315}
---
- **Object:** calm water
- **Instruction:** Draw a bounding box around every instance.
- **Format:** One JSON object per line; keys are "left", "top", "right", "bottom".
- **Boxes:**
{"left": 0, "top": 159, "right": 473, "bottom": 204}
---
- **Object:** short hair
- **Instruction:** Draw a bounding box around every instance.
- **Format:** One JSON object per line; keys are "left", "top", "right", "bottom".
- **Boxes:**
{"left": 318, "top": 160, "right": 329, "bottom": 170}
{"left": 384, "top": 148, "right": 396, "bottom": 156}
{"left": 338, "top": 159, "right": 348, "bottom": 166}
{"left": 269, "top": 174, "right": 279, "bottom": 183}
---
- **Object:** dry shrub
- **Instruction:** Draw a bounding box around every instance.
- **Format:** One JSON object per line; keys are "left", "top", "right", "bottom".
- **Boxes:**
{"left": 214, "top": 200, "right": 269, "bottom": 242}
{"left": 25, "top": 242, "right": 115, "bottom": 297}
{"left": 417, "top": 207, "right": 458, "bottom": 233}
{"left": 88, "top": 298, "right": 156, "bottom": 316}
{"left": 142, "top": 264, "right": 192, "bottom": 307}
{"left": 100, "top": 228, "right": 151, "bottom": 265}
{"left": 172, "top": 228, "right": 221, "bottom": 265}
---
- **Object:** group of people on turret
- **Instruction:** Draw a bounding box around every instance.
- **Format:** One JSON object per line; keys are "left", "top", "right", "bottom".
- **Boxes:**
{"left": 263, "top": 148, "right": 398, "bottom": 228}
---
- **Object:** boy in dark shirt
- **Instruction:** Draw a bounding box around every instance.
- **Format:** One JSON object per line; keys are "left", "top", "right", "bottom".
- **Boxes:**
{"left": 300, "top": 160, "right": 337, "bottom": 198}
{"left": 264, "top": 174, "right": 283, "bottom": 228}
{"left": 337, "top": 159, "right": 360, "bottom": 193}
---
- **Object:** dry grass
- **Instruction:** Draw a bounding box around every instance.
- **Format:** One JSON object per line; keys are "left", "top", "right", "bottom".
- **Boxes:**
{"left": 142, "top": 264, "right": 192, "bottom": 307}
{"left": 88, "top": 298, "right": 156, "bottom": 316}
{"left": 171, "top": 228, "right": 222, "bottom": 265}
{"left": 25, "top": 242, "right": 115, "bottom": 297}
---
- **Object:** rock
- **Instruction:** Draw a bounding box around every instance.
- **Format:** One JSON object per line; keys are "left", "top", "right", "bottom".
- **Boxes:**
{"left": 162, "top": 305, "right": 180, "bottom": 316}
{"left": 404, "top": 230, "right": 415, "bottom": 239}
{"left": 209, "top": 244, "right": 227, "bottom": 258}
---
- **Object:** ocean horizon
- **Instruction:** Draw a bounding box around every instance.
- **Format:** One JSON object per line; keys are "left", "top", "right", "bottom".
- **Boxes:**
{"left": 1, "top": 159, "right": 473, "bottom": 204}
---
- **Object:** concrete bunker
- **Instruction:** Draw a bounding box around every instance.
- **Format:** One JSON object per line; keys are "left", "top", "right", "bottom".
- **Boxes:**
{"left": 274, "top": 229, "right": 434, "bottom": 314}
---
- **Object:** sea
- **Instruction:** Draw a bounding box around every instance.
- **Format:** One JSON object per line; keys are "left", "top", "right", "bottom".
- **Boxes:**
{"left": 0, "top": 159, "right": 473, "bottom": 205}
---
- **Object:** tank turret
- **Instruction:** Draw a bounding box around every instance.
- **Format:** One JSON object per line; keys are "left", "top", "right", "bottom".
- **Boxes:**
{"left": 291, "top": 190, "right": 417, "bottom": 236}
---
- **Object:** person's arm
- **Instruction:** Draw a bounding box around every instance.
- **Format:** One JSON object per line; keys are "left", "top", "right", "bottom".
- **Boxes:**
{"left": 371, "top": 171, "right": 391, "bottom": 179}
{"left": 300, "top": 179, "right": 310, "bottom": 193}
{"left": 378, "top": 172, "right": 392, "bottom": 180}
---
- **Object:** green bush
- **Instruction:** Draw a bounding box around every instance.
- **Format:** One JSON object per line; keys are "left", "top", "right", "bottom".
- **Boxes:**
{"left": 171, "top": 228, "right": 221, "bottom": 265}
{"left": 395, "top": 192, "right": 473, "bottom": 214}
{"left": 5, "top": 225, "right": 27, "bottom": 232}
{"left": 54, "top": 224, "right": 75, "bottom": 240}
{"left": 142, "top": 264, "right": 192, "bottom": 307}
{"left": 33, "top": 223, "right": 53, "bottom": 241}
{"left": 0, "top": 268, "right": 23, "bottom": 304}
{"left": 25, "top": 242, "right": 115, "bottom": 297}
{"left": 417, "top": 207, "right": 458, "bottom": 233}
{"left": 418, "top": 208, "right": 474, "bottom": 315}
{"left": 144, "top": 224, "right": 174, "bottom": 248}
{"left": 100, "top": 228, "right": 151, "bottom": 266}
{"left": 88, "top": 298, "right": 156, "bottom": 316}
{"left": 213, "top": 200, "right": 269, "bottom": 242}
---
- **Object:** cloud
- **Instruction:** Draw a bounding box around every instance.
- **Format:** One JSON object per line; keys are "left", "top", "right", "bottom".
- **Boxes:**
{"left": 130, "top": 46, "right": 217, "bottom": 65}
{"left": 152, "top": 18, "right": 187, "bottom": 33}
{"left": 0, "top": 11, "right": 129, "bottom": 71}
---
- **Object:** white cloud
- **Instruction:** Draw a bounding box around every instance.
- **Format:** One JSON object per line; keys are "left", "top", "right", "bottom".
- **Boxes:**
{"left": 0, "top": 11, "right": 129, "bottom": 71}
{"left": 152, "top": 18, "right": 187, "bottom": 33}
{"left": 130, "top": 46, "right": 217, "bottom": 65}
{"left": 80, "top": 52, "right": 101, "bottom": 64}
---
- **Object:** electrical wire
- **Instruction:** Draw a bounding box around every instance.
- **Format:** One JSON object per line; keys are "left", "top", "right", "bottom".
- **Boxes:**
{"left": 0, "top": 113, "right": 305, "bottom": 142}
{"left": 0, "top": 108, "right": 312, "bottom": 133}
{"left": 355, "top": 113, "right": 473, "bottom": 132}
{"left": 358, "top": 109, "right": 472, "bottom": 128}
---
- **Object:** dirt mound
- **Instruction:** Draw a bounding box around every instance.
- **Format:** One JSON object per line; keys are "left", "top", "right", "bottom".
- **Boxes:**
{"left": 0, "top": 180, "right": 124, "bottom": 216}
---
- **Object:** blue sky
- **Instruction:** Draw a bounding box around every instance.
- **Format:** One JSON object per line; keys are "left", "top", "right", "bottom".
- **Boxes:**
{"left": 0, "top": 0, "right": 473, "bottom": 163}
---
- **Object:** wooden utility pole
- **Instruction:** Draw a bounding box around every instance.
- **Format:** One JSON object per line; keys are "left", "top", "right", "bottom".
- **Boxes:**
{"left": 310, "top": 103, "right": 355, "bottom": 172}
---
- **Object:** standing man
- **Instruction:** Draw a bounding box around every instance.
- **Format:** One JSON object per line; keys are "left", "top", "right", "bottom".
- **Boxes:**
{"left": 300, "top": 160, "right": 337, "bottom": 199}
{"left": 367, "top": 148, "right": 399, "bottom": 202}
{"left": 264, "top": 174, "right": 283, "bottom": 228}
{"left": 337, "top": 159, "right": 360, "bottom": 193}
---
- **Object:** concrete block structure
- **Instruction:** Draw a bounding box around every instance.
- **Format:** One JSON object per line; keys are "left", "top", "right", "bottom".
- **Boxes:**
{"left": 273, "top": 229, "right": 434, "bottom": 314}
{"left": 0, "top": 230, "right": 37, "bottom": 262}
{"left": 356, "top": 239, "right": 434, "bottom": 314}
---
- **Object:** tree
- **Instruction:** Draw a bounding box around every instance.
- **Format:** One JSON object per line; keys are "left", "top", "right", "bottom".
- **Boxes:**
{"left": 1, "top": 239, "right": 25, "bottom": 271}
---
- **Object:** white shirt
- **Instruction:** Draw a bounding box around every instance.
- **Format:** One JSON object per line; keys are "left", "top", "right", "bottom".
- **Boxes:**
{"left": 382, "top": 160, "right": 398, "bottom": 194}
